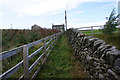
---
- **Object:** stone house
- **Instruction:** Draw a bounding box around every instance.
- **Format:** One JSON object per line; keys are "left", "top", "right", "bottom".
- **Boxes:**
{"left": 52, "top": 24, "right": 65, "bottom": 31}
{"left": 31, "top": 24, "right": 42, "bottom": 30}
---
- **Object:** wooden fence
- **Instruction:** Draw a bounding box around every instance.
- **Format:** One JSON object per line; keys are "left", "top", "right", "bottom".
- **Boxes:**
{"left": 74, "top": 26, "right": 103, "bottom": 37}
{"left": 0, "top": 32, "right": 62, "bottom": 80}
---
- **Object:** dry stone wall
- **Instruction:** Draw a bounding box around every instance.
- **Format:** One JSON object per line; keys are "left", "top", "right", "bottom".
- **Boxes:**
{"left": 67, "top": 29, "right": 120, "bottom": 80}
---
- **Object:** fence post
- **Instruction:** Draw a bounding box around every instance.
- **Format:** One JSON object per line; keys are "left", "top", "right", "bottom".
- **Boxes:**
{"left": 55, "top": 34, "right": 57, "bottom": 42}
{"left": 43, "top": 38, "right": 46, "bottom": 56}
{"left": 57, "top": 33, "right": 59, "bottom": 40}
{"left": 91, "top": 26, "right": 93, "bottom": 37}
{"left": 53, "top": 34, "right": 56, "bottom": 46}
{"left": 23, "top": 45, "right": 29, "bottom": 79}
{"left": 56, "top": 34, "right": 58, "bottom": 41}
{"left": 50, "top": 35, "right": 52, "bottom": 47}
{"left": 55, "top": 34, "right": 57, "bottom": 41}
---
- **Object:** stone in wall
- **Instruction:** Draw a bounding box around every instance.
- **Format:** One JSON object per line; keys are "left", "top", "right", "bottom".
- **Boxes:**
{"left": 113, "top": 58, "right": 120, "bottom": 74}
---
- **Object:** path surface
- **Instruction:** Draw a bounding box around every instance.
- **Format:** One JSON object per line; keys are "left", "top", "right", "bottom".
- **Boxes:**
{"left": 35, "top": 34, "right": 88, "bottom": 79}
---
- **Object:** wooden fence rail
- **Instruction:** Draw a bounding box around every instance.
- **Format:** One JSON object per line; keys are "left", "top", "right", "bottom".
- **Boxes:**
{"left": 0, "top": 32, "right": 62, "bottom": 80}
{"left": 73, "top": 26, "right": 103, "bottom": 37}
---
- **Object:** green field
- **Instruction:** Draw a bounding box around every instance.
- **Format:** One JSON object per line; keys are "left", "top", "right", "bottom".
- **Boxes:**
{"left": 82, "top": 28, "right": 120, "bottom": 35}
{"left": 82, "top": 30, "right": 102, "bottom": 34}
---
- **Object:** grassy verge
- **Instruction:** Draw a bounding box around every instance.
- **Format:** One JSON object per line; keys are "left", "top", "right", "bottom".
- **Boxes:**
{"left": 35, "top": 34, "right": 88, "bottom": 79}
{"left": 94, "top": 32, "right": 120, "bottom": 50}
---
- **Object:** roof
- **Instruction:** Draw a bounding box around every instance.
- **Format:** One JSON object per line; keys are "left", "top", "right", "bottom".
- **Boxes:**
{"left": 52, "top": 24, "right": 64, "bottom": 27}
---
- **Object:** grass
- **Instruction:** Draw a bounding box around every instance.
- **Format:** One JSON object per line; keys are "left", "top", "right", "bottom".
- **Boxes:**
{"left": 35, "top": 33, "right": 88, "bottom": 79}
{"left": 2, "top": 37, "right": 53, "bottom": 79}
{"left": 116, "top": 28, "right": 120, "bottom": 31}
{"left": 82, "top": 28, "right": 120, "bottom": 36}
{"left": 5, "top": 42, "right": 44, "bottom": 79}
{"left": 1, "top": 29, "right": 58, "bottom": 78}
{"left": 82, "top": 28, "right": 120, "bottom": 50}
{"left": 94, "top": 32, "right": 120, "bottom": 50}
{"left": 82, "top": 30, "right": 101, "bottom": 34}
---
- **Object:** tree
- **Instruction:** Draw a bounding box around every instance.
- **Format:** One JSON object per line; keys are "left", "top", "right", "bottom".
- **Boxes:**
{"left": 102, "top": 8, "right": 120, "bottom": 34}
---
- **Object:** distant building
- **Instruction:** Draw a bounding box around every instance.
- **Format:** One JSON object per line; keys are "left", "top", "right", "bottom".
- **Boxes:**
{"left": 31, "top": 24, "right": 42, "bottom": 30}
{"left": 52, "top": 24, "right": 65, "bottom": 31}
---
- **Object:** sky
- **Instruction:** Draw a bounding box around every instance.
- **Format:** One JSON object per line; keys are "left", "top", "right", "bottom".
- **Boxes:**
{"left": 0, "top": 0, "right": 119, "bottom": 29}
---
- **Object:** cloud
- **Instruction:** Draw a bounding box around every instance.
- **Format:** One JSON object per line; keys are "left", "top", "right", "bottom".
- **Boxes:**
{"left": 0, "top": 12, "right": 5, "bottom": 16}
{"left": 75, "top": 10, "right": 84, "bottom": 14}
{"left": 68, "top": 21, "right": 106, "bottom": 29}
{"left": 101, "top": 2, "right": 118, "bottom": 10}
{"left": 0, "top": 0, "right": 119, "bottom": 16}
{"left": 16, "top": 0, "right": 80, "bottom": 16}
{"left": 16, "top": 15, "right": 23, "bottom": 17}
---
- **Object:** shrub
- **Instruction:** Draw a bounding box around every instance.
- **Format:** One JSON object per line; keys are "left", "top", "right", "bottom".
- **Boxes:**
{"left": 2, "top": 28, "right": 60, "bottom": 51}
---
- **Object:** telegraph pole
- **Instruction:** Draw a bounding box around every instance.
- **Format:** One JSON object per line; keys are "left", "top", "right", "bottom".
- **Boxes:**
{"left": 65, "top": 10, "right": 67, "bottom": 31}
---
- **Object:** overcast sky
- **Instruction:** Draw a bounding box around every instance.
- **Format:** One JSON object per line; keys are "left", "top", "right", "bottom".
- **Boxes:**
{"left": 0, "top": 0, "right": 119, "bottom": 29}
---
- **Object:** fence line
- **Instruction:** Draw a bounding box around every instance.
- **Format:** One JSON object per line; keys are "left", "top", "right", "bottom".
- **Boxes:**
{"left": 73, "top": 26, "right": 103, "bottom": 37}
{"left": 0, "top": 32, "right": 63, "bottom": 80}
